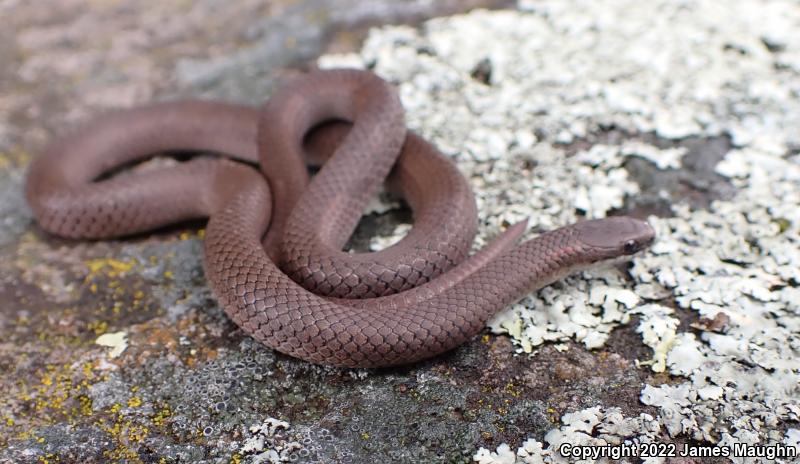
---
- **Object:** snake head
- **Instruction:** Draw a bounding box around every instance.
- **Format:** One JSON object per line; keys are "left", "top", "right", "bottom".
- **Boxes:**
{"left": 573, "top": 216, "right": 655, "bottom": 262}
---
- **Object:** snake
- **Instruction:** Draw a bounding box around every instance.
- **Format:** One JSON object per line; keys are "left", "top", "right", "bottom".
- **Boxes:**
{"left": 25, "top": 68, "right": 655, "bottom": 368}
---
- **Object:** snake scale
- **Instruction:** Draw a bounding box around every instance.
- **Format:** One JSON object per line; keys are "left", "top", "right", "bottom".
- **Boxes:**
{"left": 26, "top": 69, "right": 655, "bottom": 367}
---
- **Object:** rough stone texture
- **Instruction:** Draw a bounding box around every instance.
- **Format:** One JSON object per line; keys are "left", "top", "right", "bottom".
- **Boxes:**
{"left": 1, "top": 1, "right": 798, "bottom": 464}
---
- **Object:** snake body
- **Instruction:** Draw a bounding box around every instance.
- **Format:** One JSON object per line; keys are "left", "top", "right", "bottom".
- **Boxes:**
{"left": 26, "top": 69, "right": 655, "bottom": 367}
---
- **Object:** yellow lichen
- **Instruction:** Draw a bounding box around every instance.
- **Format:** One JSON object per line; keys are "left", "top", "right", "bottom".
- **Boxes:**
{"left": 78, "top": 395, "right": 93, "bottom": 416}
{"left": 37, "top": 452, "right": 57, "bottom": 464}
{"left": 98, "top": 409, "right": 151, "bottom": 463}
{"left": 29, "top": 365, "right": 85, "bottom": 419}
{"left": 87, "top": 320, "right": 108, "bottom": 335}
{"left": 85, "top": 258, "right": 136, "bottom": 280}
{"left": 0, "top": 147, "right": 31, "bottom": 169}
{"left": 126, "top": 423, "right": 149, "bottom": 443}
{"left": 504, "top": 381, "right": 521, "bottom": 398}
{"left": 151, "top": 405, "right": 172, "bottom": 427}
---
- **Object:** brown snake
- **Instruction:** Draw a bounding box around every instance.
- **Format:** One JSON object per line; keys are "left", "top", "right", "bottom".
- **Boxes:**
{"left": 26, "top": 69, "right": 655, "bottom": 367}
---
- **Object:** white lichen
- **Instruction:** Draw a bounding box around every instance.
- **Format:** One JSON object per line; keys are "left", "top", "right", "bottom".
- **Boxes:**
{"left": 474, "top": 443, "right": 517, "bottom": 464}
{"left": 95, "top": 331, "right": 128, "bottom": 358}
{"left": 320, "top": 0, "right": 800, "bottom": 461}
{"left": 239, "top": 418, "right": 303, "bottom": 463}
{"left": 475, "top": 407, "right": 662, "bottom": 464}
{"left": 633, "top": 304, "right": 679, "bottom": 372}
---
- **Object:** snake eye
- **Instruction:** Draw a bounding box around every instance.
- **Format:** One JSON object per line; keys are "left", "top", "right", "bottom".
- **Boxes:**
{"left": 623, "top": 239, "right": 639, "bottom": 255}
